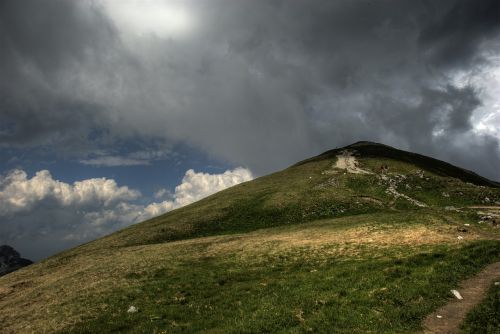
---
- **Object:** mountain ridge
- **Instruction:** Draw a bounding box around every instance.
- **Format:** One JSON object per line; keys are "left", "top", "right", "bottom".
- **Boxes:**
{"left": 295, "top": 141, "right": 499, "bottom": 187}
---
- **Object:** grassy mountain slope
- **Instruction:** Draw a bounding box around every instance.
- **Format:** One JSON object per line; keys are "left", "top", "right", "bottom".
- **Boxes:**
{"left": 1, "top": 142, "right": 499, "bottom": 333}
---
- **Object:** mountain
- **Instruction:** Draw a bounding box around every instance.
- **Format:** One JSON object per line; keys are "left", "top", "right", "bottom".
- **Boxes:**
{"left": 0, "top": 245, "right": 32, "bottom": 277}
{"left": 0, "top": 142, "right": 499, "bottom": 333}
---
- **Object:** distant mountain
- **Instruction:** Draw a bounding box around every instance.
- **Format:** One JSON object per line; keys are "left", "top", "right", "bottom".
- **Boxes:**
{"left": 0, "top": 245, "right": 32, "bottom": 277}
{"left": 1, "top": 142, "right": 499, "bottom": 333}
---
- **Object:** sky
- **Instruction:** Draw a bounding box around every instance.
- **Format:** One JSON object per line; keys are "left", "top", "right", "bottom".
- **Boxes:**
{"left": 1, "top": 0, "right": 500, "bottom": 261}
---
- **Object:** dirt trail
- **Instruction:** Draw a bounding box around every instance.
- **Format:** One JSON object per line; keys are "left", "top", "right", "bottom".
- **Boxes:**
{"left": 422, "top": 261, "right": 500, "bottom": 334}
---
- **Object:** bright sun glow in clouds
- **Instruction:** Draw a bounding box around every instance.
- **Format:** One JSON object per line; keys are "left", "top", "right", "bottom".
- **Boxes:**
{"left": 101, "top": 0, "right": 195, "bottom": 38}
{"left": 471, "top": 59, "right": 500, "bottom": 138}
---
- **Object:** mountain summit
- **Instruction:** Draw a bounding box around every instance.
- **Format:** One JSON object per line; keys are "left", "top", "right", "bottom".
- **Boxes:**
{"left": 1, "top": 142, "right": 499, "bottom": 333}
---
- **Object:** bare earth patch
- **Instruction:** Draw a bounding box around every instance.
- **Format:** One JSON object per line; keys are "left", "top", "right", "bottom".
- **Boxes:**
{"left": 334, "top": 150, "right": 373, "bottom": 174}
{"left": 422, "top": 261, "right": 500, "bottom": 334}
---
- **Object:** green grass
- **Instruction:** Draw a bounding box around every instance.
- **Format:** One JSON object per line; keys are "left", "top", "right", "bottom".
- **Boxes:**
{"left": 461, "top": 282, "right": 500, "bottom": 334}
{"left": 63, "top": 241, "right": 500, "bottom": 334}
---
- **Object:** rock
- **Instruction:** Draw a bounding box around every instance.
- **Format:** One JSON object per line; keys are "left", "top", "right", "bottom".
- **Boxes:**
{"left": 0, "top": 245, "right": 33, "bottom": 277}
{"left": 416, "top": 170, "right": 424, "bottom": 178}
{"left": 451, "top": 290, "right": 463, "bottom": 300}
{"left": 127, "top": 305, "right": 138, "bottom": 313}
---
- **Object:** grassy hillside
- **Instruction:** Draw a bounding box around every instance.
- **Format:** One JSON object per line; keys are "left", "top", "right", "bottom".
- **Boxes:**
{"left": 1, "top": 142, "right": 499, "bottom": 333}
{"left": 87, "top": 142, "right": 499, "bottom": 250}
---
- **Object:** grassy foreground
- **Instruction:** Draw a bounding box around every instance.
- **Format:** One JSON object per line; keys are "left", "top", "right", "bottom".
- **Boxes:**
{"left": 66, "top": 240, "right": 499, "bottom": 334}
{"left": 1, "top": 142, "right": 499, "bottom": 333}
{"left": 1, "top": 211, "right": 499, "bottom": 333}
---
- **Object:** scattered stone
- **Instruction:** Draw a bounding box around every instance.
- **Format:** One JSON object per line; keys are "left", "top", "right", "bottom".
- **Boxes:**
{"left": 436, "top": 315, "right": 443, "bottom": 319}
{"left": 314, "top": 177, "right": 338, "bottom": 189}
{"left": 494, "top": 282, "right": 499, "bottom": 286}
{"left": 451, "top": 290, "right": 463, "bottom": 300}
{"left": 381, "top": 174, "right": 427, "bottom": 207}
{"left": 442, "top": 192, "right": 450, "bottom": 198}
{"left": 457, "top": 236, "right": 464, "bottom": 240}
{"left": 127, "top": 305, "right": 138, "bottom": 313}
{"left": 464, "top": 223, "right": 470, "bottom": 226}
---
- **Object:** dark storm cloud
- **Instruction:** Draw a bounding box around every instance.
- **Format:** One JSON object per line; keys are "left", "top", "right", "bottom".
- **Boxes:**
{"left": 0, "top": 0, "right": 116, "bottom": 152}
{"left": 420, "top": 0, "right": 500, "bottom": 68}
{"left": 1, "top": 0, "right": 500, "bottom": 179}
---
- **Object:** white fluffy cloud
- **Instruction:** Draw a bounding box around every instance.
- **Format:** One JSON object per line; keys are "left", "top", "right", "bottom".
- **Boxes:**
{"left": 139, "top": 167, "right": 253, "bottom": 220}
{"left": 0, "top": 167, "right": 253, "bottom": 260}
{"left": 0, "top": 169, "right": 140, "bottom": 215}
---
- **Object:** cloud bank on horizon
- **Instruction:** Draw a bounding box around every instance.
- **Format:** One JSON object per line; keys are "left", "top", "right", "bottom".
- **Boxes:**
{"left": 1, "top": 0, "right": 499, "bottom": 176}
{"left": 0, "top": 167, "right": 253, "bottom": 260}
{"left": 1, "top": 0, "right": 500, "bottom": 258}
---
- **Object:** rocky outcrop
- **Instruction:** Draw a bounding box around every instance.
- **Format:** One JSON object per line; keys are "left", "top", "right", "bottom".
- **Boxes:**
{"left": 0, "top": 245, "right": 32, "bottom": 277}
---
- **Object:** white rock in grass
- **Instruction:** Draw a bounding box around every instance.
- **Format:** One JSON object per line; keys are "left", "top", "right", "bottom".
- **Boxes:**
{"left": 436, "top": 315, "right": 443, "bottom": 319}
{"left": 494, "top": 282, "right": 499, "bottom": 286}
{"left": 457, "top": 236, "right": 464, "bottom": 240}
{"left": 127, "top": 305, "right": 138, "bottom": 313}
{"left": 451, "top": 290, "right": 463, "bottom": 300}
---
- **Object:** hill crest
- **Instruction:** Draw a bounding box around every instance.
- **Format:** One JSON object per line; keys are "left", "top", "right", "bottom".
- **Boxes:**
{"left": 295, "top": 141, "right": 499, "bottom": 187}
